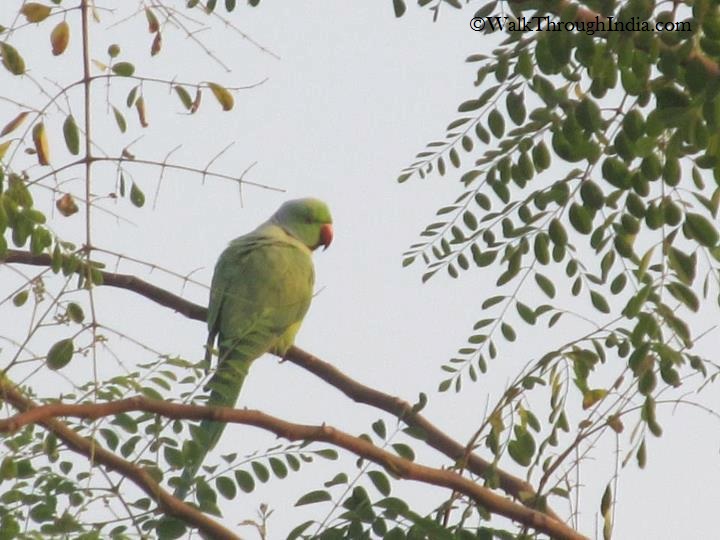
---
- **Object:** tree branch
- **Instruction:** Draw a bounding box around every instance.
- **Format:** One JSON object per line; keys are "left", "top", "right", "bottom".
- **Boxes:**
{"left": 284, "top": 347, "right": 558, "bottom": 517}
{"left": 0, "top": 394, "right": 587, "bottom": 540}
{"left": 1, "top": 248, "right": 557, "bottom": 518}
{"left": 0, "top": 379, "right": 239, "bottom": 540}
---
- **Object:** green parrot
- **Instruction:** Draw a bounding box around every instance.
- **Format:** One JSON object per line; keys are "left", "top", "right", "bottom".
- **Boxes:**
{"left": 174, "top": 198, "right": 333, "bottom": 500}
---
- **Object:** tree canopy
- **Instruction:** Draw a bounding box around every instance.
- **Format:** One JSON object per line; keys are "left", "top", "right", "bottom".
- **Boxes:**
{"left": 0, "top": 1, "right": 719, "bottom": 539}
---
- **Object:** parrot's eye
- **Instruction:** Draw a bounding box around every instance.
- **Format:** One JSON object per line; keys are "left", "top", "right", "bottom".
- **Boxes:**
{"left": 304, "top": 216, "right": 313, "bottom": 224}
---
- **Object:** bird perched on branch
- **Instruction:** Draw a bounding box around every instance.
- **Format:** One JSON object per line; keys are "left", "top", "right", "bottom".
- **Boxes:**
{"left": 174, "top": 198, "right": 333, "bottom": 500}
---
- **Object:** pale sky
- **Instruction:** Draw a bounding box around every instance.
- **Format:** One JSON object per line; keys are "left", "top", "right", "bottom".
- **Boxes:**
{"left": 1, "top": 2, "right": 719, "bottom": 539}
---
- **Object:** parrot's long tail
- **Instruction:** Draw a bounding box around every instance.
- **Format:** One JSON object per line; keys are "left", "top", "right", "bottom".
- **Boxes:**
{"left": 173, "top": 344, "right": 253, "bottom": 501}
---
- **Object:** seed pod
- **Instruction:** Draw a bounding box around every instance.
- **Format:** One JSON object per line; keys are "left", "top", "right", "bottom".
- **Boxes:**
{"left": 208, "top": 82, "right": 234, "bottom": 111}
{"left": 50, "top": 21, "right": 70, "bottom": 55}
{"left": 21, "top": 3, "right": 52, "bottom": 23}
{"left": 0, "top": 111, "right": 29, "bottom": 136}
{"left": 62, "top": 114, "right": 80, "bottom": 155}
{"left": 135, "top": 96, "right": 148, "bottom": 127}
{"left": 32, "top": 122, "right": 50, "bottom": 165}
{"left": 191, "top": 88, "right": 202, "bottom": 114}
{"left": 47, "top": 338, "right": 74, "bottom": 370}
{"left": 151, "top": 32, "right": 162, "bottom": 56}
{"left": 174, "top": 85, "right": 192, "bottom": 110}
{"left": 130, "top": 182, "right": 145, "bottom": 207}
{"left": 56, "top": 193, "right": 78, "bottom": 217}
{"left": 145, "top": 7, "right": 160, "bottom": 32}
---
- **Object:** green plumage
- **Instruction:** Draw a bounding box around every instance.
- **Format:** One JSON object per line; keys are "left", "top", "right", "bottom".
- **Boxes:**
{"left": 174, "top": 198, "right": 332, "bottom": 500}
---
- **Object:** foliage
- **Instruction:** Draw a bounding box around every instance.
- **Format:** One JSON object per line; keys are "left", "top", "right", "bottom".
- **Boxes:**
{"left": 395, "top": 0, "right": 720, "bottom": 537}
{"left": 0, "top": 1, "right": 719, "bottom": 540}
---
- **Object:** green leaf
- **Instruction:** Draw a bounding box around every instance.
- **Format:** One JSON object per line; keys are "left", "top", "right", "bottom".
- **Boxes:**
{"left": 577, "top": 97, "right": 602, "bottom": 132}
{"left": 516, "top": 302, "right": 536, "bottom": 325}
{"left": 462, "top": 210, "right": 478, "bottom": 230}
{"left": 62, "top": 115, "right": 80, "bottom": 155}
{"left": 12, "top": 290, "right": 28, "bottom": 307}
{"left": 668, "top": 247, "right": 696, "bottom": 285}
{"left": 582, "top": 388, "right": 607, "bottom": 409}
{"left": 590, "top": 290, "right": 610, "bottom": 313}
{"left": 548, "top": 218, "right": 567, "bottom": 246}
{"left": 234, "top": 469, "right": 255, "bottom": 493}
{"left": 665, "top": 282, "right": 699, "bottom": 312}
{"left": 67, "top": 302, "right": 85, "bottom": 323}
{"left": 295, "top": 490, "right": 331, "bottom": 506}
{"left": 685, "top": 212, "right": 719, "bottom": 247}
{"left": 500, "top": 322, "right": 516, "bottom": 341}
{"left": 602, "top": 157, "right": 630, "bottom": 188}
{"left": 47, "top": 338, "right": 74, "bottom": 370}
{"left": 0, "top": 43, "right": 25, "bottom": 75}
{"left": 269, "top": 456, "right": 288, "bottom": 478}
{"left": 532, "top": 141, "right": 551, "bottom": 170}
{"left": 130, "top": 182, "right": 145, "bottom": 207}
{"left": 251, "top": 461, "right": 269, "bottom": 483}
{"left": 534, "top": 273, "right": 556, "bottom": 298}
{"left": 215, "top": 476, "right": 236, "bottom": 499}
{"left": 600, "top": 484, "right": 612, "bottom": 517}
{"left": 458, "top": 99, "right": 481, "bottom": 112}
{"left": 637, "top": 439, "right": 646, "bottom": 468}
{"left": 163, "top": 446, "right": 183, "bottom": 468}
{"left": 473, "top": 249, "right": 497, "bottom": 267}
{"left": 508, "top": 428, "right": 535, "bottom": 467}
{"left": 99, "top": 428, "right": 119, "bottom": 451}
{"left": 372, "top": 419, "right": 386, "bottom": 439}
{"left": 610, "top": 273, "right": 627, "bottom": 294}
{"left": 174, "top": 85, "right": 193, "bottom": 110}
{"left": 488, "top": 109, "right": 505, "bottom": 138}
{"left": 287, "top": 521, "right": 314, "bottom": 540}
{"left": 482, "top": 295, "right": 505, "bottom": 309}
{"left": 580, "top": 180, "right": 604, "bottom": 210}
{"left": 367, "top": 470, "right": 391, "bottom": 496}
{"left": 207, "top": 82, "right": 234, "bottom": 111}
{"left": 285, "top": 453, "right": 300, "bottom": 471}
{"left": 155, "top": 518, "right": 186, "bottom": 540}
{"left": 112, "top": 106, "right": 126, "bottom": 133}
{"left": 507, "top": 92, "right": 526, "bottom": 125}
{"left": 534, "top": 233, "right": 550, "bottom": 264}
{"left": 112, "top": 62, "right": 135, "bottom": 77}
{"left": 449, "top": 147, "right": 460, "bottom": 168}
{"left": 120, "top": 435, "right": 140, "bottom": 458}
{"left": 324, "top": 472, "right": 348, "bottom": 487}
{"left": 569, "top": 203, "right": 593, "bottom": 234}
{"left": 195, "top": 478, "right": 220, "bottom": 515}
{"left": 314, "top": 448, "right": 338, "bottom": 460}
{"left": 392, "top": 443, "right": 414, "bottom": 461}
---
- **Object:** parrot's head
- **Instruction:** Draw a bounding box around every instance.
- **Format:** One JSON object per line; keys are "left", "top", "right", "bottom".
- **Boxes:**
{"left": 274, "top": 198, "right": 333, "bottom": 251}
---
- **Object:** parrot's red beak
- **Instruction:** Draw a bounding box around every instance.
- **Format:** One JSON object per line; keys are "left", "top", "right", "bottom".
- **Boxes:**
{"left": 318, "top": 223, "right": 333, "bottom": 251}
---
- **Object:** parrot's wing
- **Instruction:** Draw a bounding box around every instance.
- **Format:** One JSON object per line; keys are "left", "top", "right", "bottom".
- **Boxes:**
{"left": 204, "top": 234, "right": 275, "bottom": 366}
{"left": 176, "top": 229, "right": 315, "bottom": 500}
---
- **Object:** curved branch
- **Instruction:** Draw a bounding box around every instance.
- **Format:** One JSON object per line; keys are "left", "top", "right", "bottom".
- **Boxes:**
{"left": 2, "top": 248, "right": 555, "bottom": 517}
{"left": 2, "top": 250, "right": 206, "bottom": 320}
{"left": 0, "top": 394, "right": 587, "bottom": 540}
{"left": 284, "top": 347, "right": 554, "bottom": 516}
{"left": 0, "top": 379, "right": 239, "bottom": 540}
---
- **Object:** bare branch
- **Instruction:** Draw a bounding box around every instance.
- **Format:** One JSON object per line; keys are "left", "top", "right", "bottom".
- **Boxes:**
{"left": 2, "top": 249, "right": 558, "bottom": 518}
{"left": 0, "top": 393, "right": 587, "bottom": 540}
{"left": 0, "top": 381, "right": 240, "bottom": 540}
